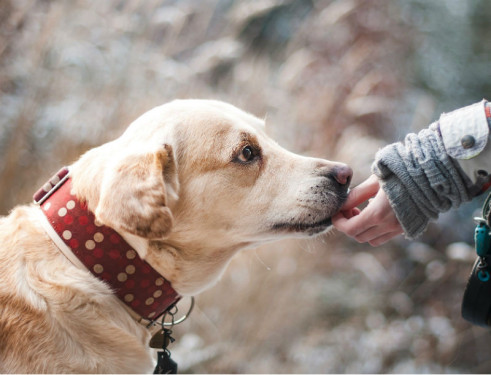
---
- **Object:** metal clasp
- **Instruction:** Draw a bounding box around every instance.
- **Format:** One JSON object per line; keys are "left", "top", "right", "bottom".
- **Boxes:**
{"left": 147, "top": 296, "right": 195, "bottom": 329}
{"left": 162, "top": 297, "right": 195, "bottom": 327}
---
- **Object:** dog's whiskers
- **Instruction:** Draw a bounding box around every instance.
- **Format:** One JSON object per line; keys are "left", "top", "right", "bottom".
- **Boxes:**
{"left": 254, "top": 250, "right": 271, "bottom": 271}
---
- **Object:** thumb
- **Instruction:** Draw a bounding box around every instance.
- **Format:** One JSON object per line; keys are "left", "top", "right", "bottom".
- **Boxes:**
{"left": 341, "top": 174, "right": 380, "bottom": 210}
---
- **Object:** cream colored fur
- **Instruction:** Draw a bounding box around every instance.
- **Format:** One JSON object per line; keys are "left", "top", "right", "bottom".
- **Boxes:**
{"left": 0, "top": 100, "right": 350, "bottom": 373}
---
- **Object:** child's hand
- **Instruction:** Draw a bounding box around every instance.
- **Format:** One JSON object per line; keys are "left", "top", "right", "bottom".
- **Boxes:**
{"left": 332, "top": 175, "right": 403, "bottom": 246}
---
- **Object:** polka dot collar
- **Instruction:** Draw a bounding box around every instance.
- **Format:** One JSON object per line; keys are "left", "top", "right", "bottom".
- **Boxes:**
{"left": 34, "top": 167, "right": 181, "bottom": 322}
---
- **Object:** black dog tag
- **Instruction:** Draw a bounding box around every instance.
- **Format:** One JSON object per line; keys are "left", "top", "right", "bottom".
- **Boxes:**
{"left": 154, "top": 350, "right": 178, "bottom": 374}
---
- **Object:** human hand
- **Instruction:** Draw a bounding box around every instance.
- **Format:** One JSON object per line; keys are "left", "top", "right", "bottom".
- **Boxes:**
{"left": 332, "top": 174, "right": 404, "bottom": 246}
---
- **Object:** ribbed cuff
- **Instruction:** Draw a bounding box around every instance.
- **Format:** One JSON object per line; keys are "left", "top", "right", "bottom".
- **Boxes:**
{"left": 372, "top": 124, "right": 472, "bottom": 239}
{"left": 379, "top": 175, "right": 430, "bottom": 239}
{"left": 373, "top": 143, "right": 436, "bottom": 239}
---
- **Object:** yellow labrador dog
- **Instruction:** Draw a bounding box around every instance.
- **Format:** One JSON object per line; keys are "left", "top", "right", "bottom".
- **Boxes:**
{"left": 0, "top": 100, "right": 351, "bottom": 373}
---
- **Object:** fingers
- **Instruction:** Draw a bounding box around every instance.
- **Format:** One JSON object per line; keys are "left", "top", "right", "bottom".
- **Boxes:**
{"left": 332, "top": 206, "right": 375, "bottom": 237}
{"left": 341, "top": 174, "right": 380, "bottom": 211}
{"left": 333, "top": 182, "right": 404, "bottom": 246}
{"left": 354, "top": 223, "right": 403, "bottom": 244}
{"left": 331, "top": 212, "right": 353, "bottom": 232}
{"left": 336, "top": 207, "right": 361, "bottom": 220}
{"left": 333, "top": 213, "right": 402, "bottom": 245}
{"left": 335, "top": 187, "right": 388, "bottom": 236}
{"left": 367, "top": 231, "right": 404, "bottom": 247}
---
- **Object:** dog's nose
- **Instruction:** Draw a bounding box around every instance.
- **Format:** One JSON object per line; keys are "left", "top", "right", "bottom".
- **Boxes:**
{"left": 331, "top": 164, "right": 353, "bottom": 187}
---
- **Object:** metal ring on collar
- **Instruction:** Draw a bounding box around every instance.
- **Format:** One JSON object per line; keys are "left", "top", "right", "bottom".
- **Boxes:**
{"left": 162, "top": 297, "right": 195, "bottom": 326}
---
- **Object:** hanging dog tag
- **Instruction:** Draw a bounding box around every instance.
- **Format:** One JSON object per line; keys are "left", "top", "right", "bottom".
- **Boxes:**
{"left": 150, "top": 331, "right": 167, "bottom": 349}
{"left": 152, "top": 328, "right": 178, "bottom": 373}
{"left": 154, "top": 350, "right": 178, "bottom": 374}
{"left": 150, "top": 328, "right": 175, "bottom": 349}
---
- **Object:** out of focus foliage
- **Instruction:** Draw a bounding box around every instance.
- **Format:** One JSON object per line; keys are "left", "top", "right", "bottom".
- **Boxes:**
{"left": 0, "top": 0, "right": 490, "bottom": 372}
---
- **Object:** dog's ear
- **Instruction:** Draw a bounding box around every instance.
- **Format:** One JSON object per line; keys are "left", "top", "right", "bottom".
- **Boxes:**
{"left": 95, "top": 144, "right": 179, "bottom": 239}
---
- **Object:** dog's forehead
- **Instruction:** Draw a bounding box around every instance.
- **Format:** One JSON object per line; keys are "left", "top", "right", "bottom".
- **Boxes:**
{"left": 171, "top": 100, "right": 265, "bottom": 142}
{"left": 122, "top": 100, "right": 267, "bottom": 158}
{"left": 177, "top": 115, "right": 259, "bottom": 156}
{"left": 185, "top": 101, "right": 264, "bottom": 132}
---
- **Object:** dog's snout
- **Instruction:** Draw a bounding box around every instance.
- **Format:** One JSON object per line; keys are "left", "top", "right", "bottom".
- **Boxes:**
{"left": 330, "top": 164, "right": 353, "bottom": 187}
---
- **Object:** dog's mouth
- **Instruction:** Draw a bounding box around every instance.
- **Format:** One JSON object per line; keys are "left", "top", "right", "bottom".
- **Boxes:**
{"left": 270, "top": 193, "right": 347, "bottom": 236}
{"left": 271, "top": 215, "right": 333, "bottom": 236}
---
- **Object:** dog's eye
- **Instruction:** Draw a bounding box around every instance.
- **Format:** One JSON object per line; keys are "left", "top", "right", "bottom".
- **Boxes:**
{"left": 238, "top": 146, "right": 254, "bottom": 162}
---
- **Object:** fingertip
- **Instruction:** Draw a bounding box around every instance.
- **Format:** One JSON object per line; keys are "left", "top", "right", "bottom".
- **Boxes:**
{"left": 341, "top": 177, "right": 381, "bottom": 210}
{"left": 332, "top": 212, "right": 346, "bottom": 226}
{"left": 340, "top": 210, "right": 353, "bottom": 220}
{"left": 342, "top": 208, "right": 361, "bottom": 219}
{"left": 354, "top": 237, "right": 366, "bottom": 244}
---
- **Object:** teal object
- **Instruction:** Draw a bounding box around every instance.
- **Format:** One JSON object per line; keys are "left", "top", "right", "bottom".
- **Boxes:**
{"left": 475, "top": 222, "right": 491, "bottom": 257}
{"left": 478, "top": 270, "right": 491, "bottom": 282}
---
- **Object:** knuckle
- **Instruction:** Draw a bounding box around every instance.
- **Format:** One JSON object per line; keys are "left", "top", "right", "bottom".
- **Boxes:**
{"left": 345, "top": 228, "right": 358, "bottom": 237}
{"left": 372, "top": 210, "right": 385, "bottom": 221}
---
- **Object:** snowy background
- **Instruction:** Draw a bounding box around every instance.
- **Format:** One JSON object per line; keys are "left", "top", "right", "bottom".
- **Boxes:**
{"left": 1, "top": 0, "right": 491, "bottom": 372}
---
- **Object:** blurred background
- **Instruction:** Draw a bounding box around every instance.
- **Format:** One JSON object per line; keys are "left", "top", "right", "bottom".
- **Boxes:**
{"left": 1, "top": 0, "right": 491, "bottom": 372}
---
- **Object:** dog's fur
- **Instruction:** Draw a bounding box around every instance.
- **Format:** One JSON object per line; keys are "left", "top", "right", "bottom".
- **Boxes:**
{"left": 0, "top": 100, "right": 351, "bottom": 373}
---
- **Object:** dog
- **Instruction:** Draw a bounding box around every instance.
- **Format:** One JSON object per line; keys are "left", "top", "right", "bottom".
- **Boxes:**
{"left": 0, "top": 99, "right": 351, "bottom": 373}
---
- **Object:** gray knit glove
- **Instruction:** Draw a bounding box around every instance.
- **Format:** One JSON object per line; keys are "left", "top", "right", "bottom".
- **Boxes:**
{"left": 372, "top": 122, "right": 474, "bottom": 239}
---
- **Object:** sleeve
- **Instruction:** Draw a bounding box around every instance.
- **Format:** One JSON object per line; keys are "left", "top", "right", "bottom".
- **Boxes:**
{"left": 372, "top": 100, "right": 491, "bottom": 239}
{"left": 444, "top": 101, "right": 491, "bottom": 188}
{"left": 440, "top": 100, "right": 489, "bottom": 160}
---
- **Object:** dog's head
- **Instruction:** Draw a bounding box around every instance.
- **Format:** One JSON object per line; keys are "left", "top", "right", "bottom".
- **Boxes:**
{"left": 71, "top": 100, "right": 351, "bottom": 294}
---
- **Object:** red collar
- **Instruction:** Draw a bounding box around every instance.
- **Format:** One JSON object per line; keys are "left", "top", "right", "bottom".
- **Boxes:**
{"left": 33, "top": 167, "right": 180, "bottom": 321}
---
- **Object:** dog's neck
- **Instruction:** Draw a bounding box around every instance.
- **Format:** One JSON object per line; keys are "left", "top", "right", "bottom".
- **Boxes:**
{"left": 34, "top": 167, "right": 181, "bottom": 322}
{"left": 144, "top": 238, "right": 245, "bottom": 296}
